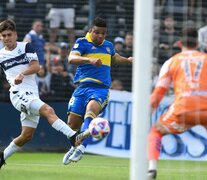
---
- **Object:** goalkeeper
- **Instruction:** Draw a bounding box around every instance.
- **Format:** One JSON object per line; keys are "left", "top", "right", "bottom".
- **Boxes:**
{"left": 147, "top": 27, "right": 207, "bottom": 179}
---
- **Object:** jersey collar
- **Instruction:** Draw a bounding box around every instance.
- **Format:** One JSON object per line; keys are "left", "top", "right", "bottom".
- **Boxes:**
{"left": 85, "top": 32, "right": 105, "bottom": 46}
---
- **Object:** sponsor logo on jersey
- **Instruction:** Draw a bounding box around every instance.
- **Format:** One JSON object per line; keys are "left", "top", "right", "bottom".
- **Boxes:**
{"left": 74, "top": 43, "right": 79, "bottom": 49}
{"left": 1, "top": 53, "right": 29, "bottom": 70}
{"left": 18, "top": 49, "right": 22, "bottom": 54}
{"left": 106, "top": 47, "right": 111, "bottom": 53}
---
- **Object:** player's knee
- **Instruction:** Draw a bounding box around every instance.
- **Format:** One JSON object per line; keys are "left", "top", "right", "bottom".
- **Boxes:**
{"left": 45, "top": 106, "right": 55, "bottom": 115}
{"left": 154, "top": 122, "right": 168, "bottom": 135}
{"left": 40, "top": 104, "right": 56, "bottom": 118}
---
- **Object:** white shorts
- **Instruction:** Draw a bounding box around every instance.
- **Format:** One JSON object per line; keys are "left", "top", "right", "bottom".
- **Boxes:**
{"left": 48, "top": 8, "right": 75, "bottom": 28}
{"left": 10, "top": 91, "right": 45, "bottom": 128}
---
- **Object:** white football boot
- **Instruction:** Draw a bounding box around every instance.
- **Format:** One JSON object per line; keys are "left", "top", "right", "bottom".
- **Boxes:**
{"left": 69, "top": 144, "right": 85, "bottom": 162}
{"left": 62, "top": 146, "right": 75, "bottom": 165}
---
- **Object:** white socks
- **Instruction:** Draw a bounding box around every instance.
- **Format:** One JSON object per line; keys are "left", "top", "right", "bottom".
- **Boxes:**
{"left": 52, "top": 119, "right": 76, "bottom": 138}
{"left": 77, "top": 144, "right": 85, "bottom": 153}
{"left": 148, "top": 160, "right": 157, "bottom": 170}
{"left": 4, "top": 141, "right": 21, "bottom": 160}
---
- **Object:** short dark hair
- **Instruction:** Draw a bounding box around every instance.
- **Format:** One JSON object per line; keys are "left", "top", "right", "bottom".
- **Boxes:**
{"left": 92, "top": 17, "right": 107, "bottom": 28}
{"left": 182, "top": 27, "right": 198, "bottom": 48}
{"left": 0, "top": 19, "right": 16, "bottom": 33}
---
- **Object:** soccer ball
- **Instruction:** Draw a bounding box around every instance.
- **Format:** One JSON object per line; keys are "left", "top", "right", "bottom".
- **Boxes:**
{"left": 89, "top": 117, "right": 110, "bottom": 139}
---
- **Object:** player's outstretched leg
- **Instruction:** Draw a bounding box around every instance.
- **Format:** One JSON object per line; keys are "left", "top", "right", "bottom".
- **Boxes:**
{"left": 0, "top": 152, "right": 6, "bottom": 169}
{"left": 69, "top": 115, "right": 93, "bottom": 163}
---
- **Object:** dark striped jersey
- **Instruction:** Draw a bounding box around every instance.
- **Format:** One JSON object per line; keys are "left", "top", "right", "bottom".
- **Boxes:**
{"left": 0, "top": 42, "right": 39, "bottom": 92}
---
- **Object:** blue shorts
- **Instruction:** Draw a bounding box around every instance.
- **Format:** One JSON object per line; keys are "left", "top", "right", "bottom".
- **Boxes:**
{"left": 68, "top": 85, "right": 109, "bottom": 118}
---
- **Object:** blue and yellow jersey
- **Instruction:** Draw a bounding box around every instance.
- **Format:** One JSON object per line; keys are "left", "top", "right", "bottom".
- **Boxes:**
{"left": 71, "top": 33, "right": 115, "bottom": 88}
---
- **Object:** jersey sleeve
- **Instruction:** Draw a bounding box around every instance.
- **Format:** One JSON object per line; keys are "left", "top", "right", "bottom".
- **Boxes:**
{"left": 111, "top": 43, "right": 116, "bottom": 56}
{"left": 156, "top": 58, "right": 172, "bottom": 89}
{"left": 71, "top": 38, "right": 86, "bottom": 55}
{"left": 25, "top": 43, "right": 38, "bottom": 62}
{"left": 150, "top": 58, "right": 173, "bottom": 109}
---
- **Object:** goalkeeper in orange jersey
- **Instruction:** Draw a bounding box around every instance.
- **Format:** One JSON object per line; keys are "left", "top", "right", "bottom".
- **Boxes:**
{"left": 147, "top": 27, "right": 207, "bottom": 179}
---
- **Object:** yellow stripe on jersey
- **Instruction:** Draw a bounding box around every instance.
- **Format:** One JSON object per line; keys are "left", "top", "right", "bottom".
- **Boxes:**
{"left": 68, "top": 111, "right": 82, "bottom": 118}
{"left": 83, "top": 54, "right": 111, "bottom": 66}
{"left": 70, "top": 51, "right": 81, "bottom": 56}
{"left": 79, "top": 77, "right": 103, "bottom": 84}
{"left": 84, "top": 111, "right": 97, "bottom": 119}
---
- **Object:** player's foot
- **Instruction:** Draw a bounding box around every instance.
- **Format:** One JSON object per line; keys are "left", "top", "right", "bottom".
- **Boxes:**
{"left": 0, "top": 152, "right": 6, "bottom": 169}
{"left": 69, "top": 129, "right": 90, "bottom": 146}
{"left": 148, "top": 169, "right": 157, "bottom": 179}
{"left": 69, "top": 145, "right": 85, "bottom": 162}
{"left": 62, "top": 146, "right": 75, "bottom": 165}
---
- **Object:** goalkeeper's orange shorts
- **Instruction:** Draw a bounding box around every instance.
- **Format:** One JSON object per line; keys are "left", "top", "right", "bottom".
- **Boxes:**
{"left": 159, "top": 100, "right": 207, "bottom": 134}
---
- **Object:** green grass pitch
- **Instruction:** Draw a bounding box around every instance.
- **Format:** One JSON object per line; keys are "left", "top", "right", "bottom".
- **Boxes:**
{"left": 1, "top": 153, "right": 207, "bottom": 180}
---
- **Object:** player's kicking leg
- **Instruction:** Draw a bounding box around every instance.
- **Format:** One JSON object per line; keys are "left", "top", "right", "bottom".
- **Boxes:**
{"left": 68, "top": 112, "right": 95, "bottom": 163}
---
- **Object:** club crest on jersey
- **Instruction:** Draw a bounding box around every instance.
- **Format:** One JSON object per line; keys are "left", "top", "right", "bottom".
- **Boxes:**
{"left": 92, "top": 46, "right": 96, "bottom": 49}
{"left": 73, "top": 43, "right": 79, "bottom": 49}
{"left": 106, "top": 47, "right": 111, "bottom": 53}
{"left": 18, "top": 49, "right": 22, "bottom": 54}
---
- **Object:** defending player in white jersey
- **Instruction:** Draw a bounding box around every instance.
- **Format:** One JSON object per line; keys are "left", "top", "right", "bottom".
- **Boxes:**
{"left": 0, "top": 19, "right": 88, "bottom": 169}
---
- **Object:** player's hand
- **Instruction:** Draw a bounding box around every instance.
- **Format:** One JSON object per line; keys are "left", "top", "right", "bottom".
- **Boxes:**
{"left": 127, "top": 57, "right": 133, "bottom": 64}
{"left": 90, "top": 58, "right": 102, "bottom": 67}
{"left": 14, "top": 73, "right": 24, "bottom": 85}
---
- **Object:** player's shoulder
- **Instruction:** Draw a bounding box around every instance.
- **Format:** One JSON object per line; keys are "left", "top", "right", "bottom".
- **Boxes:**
{"left": 17, "top": 41, "right": 28, "bottom": 48}
{"left": 176, "top": 50, "right": 207, "bottom": 58}
{"left": 169, "top": 51, "right": 186, "bottom": 62}
{"left": 104, "top": 39, "right": 114, "bottom": 47}
{"left": 76, "top": 37, "right": 87, "bottom": 43}
{"left": 73, "top": 37, "right": 88, "bottom": 48}
{"left": 17, "top": 41, "right": 36, "bottom": 53}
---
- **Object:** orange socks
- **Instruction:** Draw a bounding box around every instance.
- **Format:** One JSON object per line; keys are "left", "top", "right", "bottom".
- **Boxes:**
{"left": 147, "top": 127, "right": 163, "bottom": 160}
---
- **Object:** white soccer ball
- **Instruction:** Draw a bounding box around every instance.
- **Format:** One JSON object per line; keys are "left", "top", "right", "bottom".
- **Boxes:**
{"left": 89, "top": 117, "right": 110, "bottom": 139}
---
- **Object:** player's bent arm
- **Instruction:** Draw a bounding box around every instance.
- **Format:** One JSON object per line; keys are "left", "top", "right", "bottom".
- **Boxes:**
{"left": 68, "top": 52, "right": 92, "bottom": 65}
{"left": 14, "top": 60, "right": 40, "bottom": 85}
{"left": 112, "top": 53, "right": 133, "bottom": 64}
{"left": 21, "top": 60, "right": 40, "bottom": 76}
{"left": 150, "top": 87, "right": 168, "bottom": 110}
{"left": 68, "top": 52, "right": 102, "bottom": 66}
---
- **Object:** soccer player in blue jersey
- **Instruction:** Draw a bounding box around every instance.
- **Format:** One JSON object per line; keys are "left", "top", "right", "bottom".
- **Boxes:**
{"left": 0, "top": 19, "right": 88, "bottom": 169}
{"left": 63, "top": 17, "right": 133, "bottom": 164}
